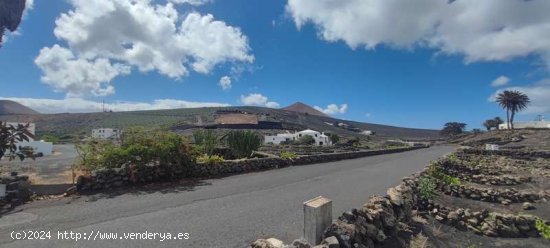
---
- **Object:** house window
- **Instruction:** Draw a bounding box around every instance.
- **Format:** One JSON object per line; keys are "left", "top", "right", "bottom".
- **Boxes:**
{"left": 299, "top": 134, "right": 302, "bottom": 137}
{"left": 315, "top": 134, "right": 318, "bottom": 137}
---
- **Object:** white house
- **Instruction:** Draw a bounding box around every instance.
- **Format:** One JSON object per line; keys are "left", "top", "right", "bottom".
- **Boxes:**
{"left": 498, "top": 120, "right": 550, "bottom": 130}
{"left": 264, "top": 129, "right": 332, "bottom": 146}
{"left": 92, "top": 128, "right": 121, "bottom": 139}
{"left": 2, "top": 122, "right": 53, "bottom": 156}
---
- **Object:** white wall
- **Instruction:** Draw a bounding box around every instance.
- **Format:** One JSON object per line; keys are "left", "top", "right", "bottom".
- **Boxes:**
{"left": 264, "top": 129, "right": 332, "bottom": 146}
{"left": 498, "top": 121, "right": 550, "bottom": 130}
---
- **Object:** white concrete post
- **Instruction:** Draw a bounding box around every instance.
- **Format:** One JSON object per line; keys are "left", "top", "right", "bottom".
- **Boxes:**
{"left": 304, "top": 196, "right": 332, "bottom": 245}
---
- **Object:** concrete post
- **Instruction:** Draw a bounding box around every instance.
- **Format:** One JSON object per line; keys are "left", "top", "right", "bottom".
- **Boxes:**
{"left": 303, "top": 196, "right": 332, "bottom": 245}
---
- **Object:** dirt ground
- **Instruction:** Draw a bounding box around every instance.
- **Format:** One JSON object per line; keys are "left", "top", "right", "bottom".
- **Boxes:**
{"left": 0, "top": 144, "right": 79, "bottom": 184}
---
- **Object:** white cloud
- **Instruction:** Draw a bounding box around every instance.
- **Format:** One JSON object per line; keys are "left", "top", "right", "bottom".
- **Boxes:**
{"left": 24, "top": 0, "right": 34, "bottom": 16}
{"left": 35, "top": 45, "right": 131, "bottom": 97}
{"left": 0, "top": 97, "right": 229, "bottom": 113}
{"left": 489, "top": 79, "right": 550, "bottom": 114}
{"left": 219, "top": 76, "right": 232, "bottom": 90}
{"left": 37, "top": 0, "right": 253, "bottom": 97}
{"left": 314, "top": 103, "right": 348, "bottom": 115}
{"left": 286, "top": 0, "right": 550, "bottom": 68}
{"left": 169, "top": 0, "right": 211, "bottom": 5}
{"left": 240, "top": 93, "right": 280, "bottom": 108}
{"left": 491, "top": 75, "right": 510, "bottom": 87}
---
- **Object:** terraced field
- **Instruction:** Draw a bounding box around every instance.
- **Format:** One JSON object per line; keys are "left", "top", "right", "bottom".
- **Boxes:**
{"left": 410, "top": 149, "right": 550, "bottom": 247}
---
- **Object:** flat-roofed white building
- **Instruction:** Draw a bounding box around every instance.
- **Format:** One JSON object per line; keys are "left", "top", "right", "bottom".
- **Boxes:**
{"left": 264, "top": 129, "right": 332, "bottom": 146}
{"left": 498, "top": 121, "right": 550, "bottom": 130}
{"left": 92, "top": 128, "right": 121, "bottom": 139}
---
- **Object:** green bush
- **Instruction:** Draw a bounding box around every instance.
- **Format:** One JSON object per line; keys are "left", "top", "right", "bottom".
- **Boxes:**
{"left": 193, "top": 129, "right": 219, "bottom": 155}
{"left": 40, "top": 134, "right": 60, "bottom": 144}
{"left": 75, "top": 128, "right": 195, "bottom": 173}
{"left": 536, "top": 219, "right": 550, "bottom": 240}
{"left": 297, "top": 135, "right": 315, "bottom": 145}
{"left": 418, "top": 177, "right": 437, "bottom": 200}
{"left": 226, "top": 131, "right": 262, "bottom": 159}
{"left": 280, "top": 151, "right": 297, "bottom": 160}
{"left": 428, "top": 162, "right": 461, "bottom": 185}
{"left": 327, "top": 133, "right": 339, "bottom": 144}
{"left": 197, "top": 154, "right": 224, "bottom": 165}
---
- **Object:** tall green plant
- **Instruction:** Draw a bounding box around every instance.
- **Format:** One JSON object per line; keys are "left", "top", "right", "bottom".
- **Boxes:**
{"left": 226, "top": 131, "right": 262, "bottom": 158}
{"left": 193, "top": 129, "right": 219, "bottom": 155}
{"left": 496, "top": 90, "right": 530, "bottom": 129}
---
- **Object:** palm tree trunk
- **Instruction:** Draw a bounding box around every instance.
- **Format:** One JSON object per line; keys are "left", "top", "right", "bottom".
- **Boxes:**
{"left": 510, "top": 110, "right": 515, "bottom": 129}
{"left": 506, "top": 109, "right": 510, "bottom": 129}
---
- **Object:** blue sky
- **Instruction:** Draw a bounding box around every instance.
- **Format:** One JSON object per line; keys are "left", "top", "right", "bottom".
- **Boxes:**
{"left": 1, "top": 0, "right": 550, "bottom": 130}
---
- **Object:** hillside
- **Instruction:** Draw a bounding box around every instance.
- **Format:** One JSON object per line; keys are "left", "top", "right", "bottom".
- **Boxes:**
{"left": 451, "top": 129, "right": 550, "bottom": 150}
{"left": 0, "top": 100, "right": 39, "bottom": 115}
{"left": 282, "top": 102, "right": 329, "bottom": 117}
{"left": 0, "top": 105, "right": 439, "bottom": 140}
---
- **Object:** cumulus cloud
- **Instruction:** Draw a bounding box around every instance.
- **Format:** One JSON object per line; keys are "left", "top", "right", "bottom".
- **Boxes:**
{"left": 491, "top": 76, "right": 510, "bottom": 87}
{"left": 169, "top": 0, "right": 211, "bottom": 5}
{"left": 314, "top": 103, "right": 348, "bottom": 115}
{"left": 36, "top": 0, "right": 253, "bottom": 97}
{"left": 35, "top": 45, "right": 131, "bottom": 97}
{"left": 0, "top": 97, "right": 229, "bottom": 113}
{"left": 218, "top": 76, "right": 232, "bottom": 90}
{"left": 240, "top": 93, "right": 280, "bottom": 108}
{"left": 489, "top": 79, "right": 550, "bottom": 114}
{"left": 286, "top": 0, "right": 550, "bottom": 67}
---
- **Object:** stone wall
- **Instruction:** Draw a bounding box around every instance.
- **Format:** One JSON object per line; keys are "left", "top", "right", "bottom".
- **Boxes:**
{"left": 1, "top": 173, "right": 32, "bottom": 211}
{"left": 421, "top": 200, "right": 540, "bottom": 238}
{"left": 320, "top": 176, "right": 420, "bottom": 248}
{"left": 462, "top": 149, "right": 550, "bottom": 159}
{"left": 77, "top": 146, "right": 424, "bottom": 192}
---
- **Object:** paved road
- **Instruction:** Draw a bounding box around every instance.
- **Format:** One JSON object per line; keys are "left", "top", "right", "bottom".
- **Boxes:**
{"left": 0, "top": 146, "right": 454, "bottom": 248}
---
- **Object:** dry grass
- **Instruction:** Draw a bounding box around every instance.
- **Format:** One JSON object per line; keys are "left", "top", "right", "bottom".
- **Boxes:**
{"left": 409, "top": 232, "right": 429, "bottom": 248}
{"left": 430, "top": 222, "right": 444, "bottom": 238}
{"left": 412, "top": 214, "right": 429, "bottom": 225}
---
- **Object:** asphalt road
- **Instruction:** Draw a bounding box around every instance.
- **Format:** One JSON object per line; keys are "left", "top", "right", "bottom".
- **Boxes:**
{"left": 0, "top": 146, "right": 454, "bottom": 248}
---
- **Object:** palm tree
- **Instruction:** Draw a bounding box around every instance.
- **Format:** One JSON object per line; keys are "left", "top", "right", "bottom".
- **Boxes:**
{"left": 483, "top": 119, "right": 494, "bottom": 131}
{"left": 495, "top": 90, "right": 530, "bottom": 129}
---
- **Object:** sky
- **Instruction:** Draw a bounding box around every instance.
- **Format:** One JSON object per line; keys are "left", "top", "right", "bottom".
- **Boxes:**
{"left": 1, "top": 0, "right": 550, "bottom": 130}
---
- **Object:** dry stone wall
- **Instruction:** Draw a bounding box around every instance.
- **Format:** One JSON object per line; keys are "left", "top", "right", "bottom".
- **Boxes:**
{"left": 77, "top": 147, "right": 424, "bottom": 192}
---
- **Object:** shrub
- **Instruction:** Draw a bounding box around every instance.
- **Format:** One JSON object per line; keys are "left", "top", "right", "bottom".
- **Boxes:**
{"left": 428, "top": 162, "right": 461, "bottom": 185}
{"left": 418, "top": 177, "right": 436, "bottom": 200}
{"left": 536, "top": 219, "right": 550, "bottom": 240}
{"left": 40, "top": 134, "right": 60, "bottom": 143}
{"left": 297, "top": 135, "right": 315, "bottom": 145}
{"left": 327, "top": 133, "right": 339, "bottom": 144}
{"left": 197, "top": 154, "right": 224, "bottom": 165}
{"left": 193, "top": 129, "right": 219, "bottom": 155}
{"left": 226, "top": 131, "right": 262, "bottom": 159}
{"left": 75, "top": 128, "right": 195, "bottom": 173}
{"left": 280, "top": 151, "right": 297, "bottom": 160}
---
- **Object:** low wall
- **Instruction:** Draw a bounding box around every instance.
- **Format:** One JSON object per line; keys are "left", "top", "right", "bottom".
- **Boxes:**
{"left": 76, "top": 146, "right": 424, "bottom": 192}
{"left": 461, "top": 149, "right": 550, "bottom": 159}
{"left": 1, "top": 174, "right": 32, "bottom": 211}
{"left": 321, "top": 176, "right": 421, "bottom": 247}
